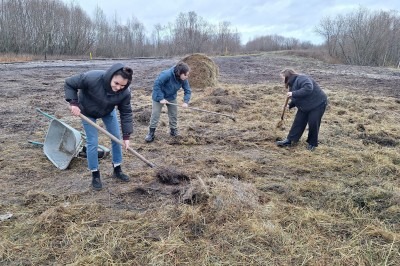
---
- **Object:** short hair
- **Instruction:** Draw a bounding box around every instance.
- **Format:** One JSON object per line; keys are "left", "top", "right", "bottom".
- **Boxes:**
{"left": 174, "top": 62, "right": 190, "bottom": 77}
{"left": 114, "top": 67, "right": 133, "bottom": 81}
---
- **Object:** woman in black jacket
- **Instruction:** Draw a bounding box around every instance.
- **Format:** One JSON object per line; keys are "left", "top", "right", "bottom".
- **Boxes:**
{"left": 65, "top": 63, "right": 133, "bottom": 190}
{"left": 276, "top": 68, "right": 328, "bottom": 151}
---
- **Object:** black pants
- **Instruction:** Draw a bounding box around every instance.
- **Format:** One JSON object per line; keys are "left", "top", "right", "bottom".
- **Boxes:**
{"left": 287, "top": 102, "right": 327, "bottom": 146}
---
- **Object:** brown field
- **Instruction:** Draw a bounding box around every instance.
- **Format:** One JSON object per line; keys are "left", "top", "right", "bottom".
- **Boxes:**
{"left": 1, "top": 52, "right": 399, "bottom": 265}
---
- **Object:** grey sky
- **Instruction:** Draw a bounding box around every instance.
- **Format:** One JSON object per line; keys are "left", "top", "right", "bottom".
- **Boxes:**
{"left": 62, "top": 0, "right": 400, "bottom": 44}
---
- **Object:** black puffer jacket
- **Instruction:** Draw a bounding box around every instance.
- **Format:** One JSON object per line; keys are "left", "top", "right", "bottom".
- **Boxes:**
{"left": 288, "top": 74, "right": 327, "bottom": 112}
{"left": 64, "top": 63, "right": 133, "bottom": 137}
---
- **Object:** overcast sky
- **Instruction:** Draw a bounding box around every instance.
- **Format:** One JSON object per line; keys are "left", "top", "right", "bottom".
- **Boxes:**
{"left": 62, "top": 0, "right": 400, "bottom": 44}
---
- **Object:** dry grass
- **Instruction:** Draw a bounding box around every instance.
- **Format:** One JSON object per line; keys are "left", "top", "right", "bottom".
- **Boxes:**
{"left": 0, "top": 53, "right": 37, "bottom": 63}
{"left": 0, "top": 55, "right": 399, "bottom": 265}
{"left": 280, "top": 49, "right": 343, "bottom": 64}
{"left": 0, "top": 53, "right": 92, "bottom": 63}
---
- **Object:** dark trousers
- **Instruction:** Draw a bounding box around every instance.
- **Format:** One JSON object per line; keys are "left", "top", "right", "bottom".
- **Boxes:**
{"left": 287, "top": 102, "right": 327, "bottom": 146}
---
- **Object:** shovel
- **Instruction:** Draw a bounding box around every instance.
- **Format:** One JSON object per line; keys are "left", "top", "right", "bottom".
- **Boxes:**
{"left": 79, "top": 114, "right": 191, "bottom": 185}
{"left": 79, "top": 113, "right": 156, "bottom": 168}
{"left": 276, "top": 97, "right": 290, "bottom": 129}
{"left": 166, "top": 102, "right": 236, "bottom": 121}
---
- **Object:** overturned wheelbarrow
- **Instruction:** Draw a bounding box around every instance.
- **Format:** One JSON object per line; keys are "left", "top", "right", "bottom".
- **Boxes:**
{"left": 43, "top": 118, "right": 83, "bottom": 170}
{"left": 29, "top": 108, "right": 110, "bottom": 170}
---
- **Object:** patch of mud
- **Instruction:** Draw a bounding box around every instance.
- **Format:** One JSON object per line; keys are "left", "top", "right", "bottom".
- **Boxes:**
{"left": 359, "top": 131, "right": 399, "bottom": 147}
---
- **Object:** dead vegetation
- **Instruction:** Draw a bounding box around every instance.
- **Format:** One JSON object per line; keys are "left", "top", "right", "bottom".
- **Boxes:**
{"left": 0, "top": 53, "right": 399, "bottom": 265}
{"left": 182, "top": 53, "right": 219, "bottom": 88}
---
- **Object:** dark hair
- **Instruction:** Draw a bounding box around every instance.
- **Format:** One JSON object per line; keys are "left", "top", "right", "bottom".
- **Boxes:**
{"left": 114, "top": 66, "right": 133, "bottom": 81}
{"left": 280, "top": 68, "right": 298, "bottom": 89}
{"left": 174, "top": 62, "right": 190, "bottom": 78}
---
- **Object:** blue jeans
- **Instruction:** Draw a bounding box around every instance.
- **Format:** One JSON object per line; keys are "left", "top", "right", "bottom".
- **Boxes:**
{"left": 82, "top": 109, "right": 122, "bottom": 171}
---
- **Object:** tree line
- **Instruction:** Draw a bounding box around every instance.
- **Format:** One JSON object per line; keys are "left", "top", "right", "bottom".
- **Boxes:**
{"left": 315, "top": 7, "right": 400, "bottom": 67}
{"left": 245, "top": 35, "right": 314, "bottom": 52}
{"left": 1, "top": 0, "right": 399, "bottom": 67}
{"left": 0, "top": 0, "right": 245, "bottom": 57}
{"left": 0, "top": 0, "right": 315, "bottom": 58}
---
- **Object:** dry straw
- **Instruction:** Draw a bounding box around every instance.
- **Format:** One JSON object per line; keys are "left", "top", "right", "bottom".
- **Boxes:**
{"left": 181, "top": 53, "right": 219, "bottom": 88}
{"left": 1, "top": 54, "right": 399, "bottom": 265}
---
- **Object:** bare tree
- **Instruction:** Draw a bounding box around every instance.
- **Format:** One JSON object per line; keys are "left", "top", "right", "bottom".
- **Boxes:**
{"left": 245, "top": 34, "right": 308, "bottom": 52}
{"left": 173, "top": 11, "right": 204, "bottom": 54}
{"left": 315, "top": 16, "right": 344, "bottom": 57}
{"left": 316, "top": 7, "right": 400, "bottom": 66}
{"left": 217, "top": 22, "right": 242, "bottom": 54}
{"left": 93, "top": 5, "right": 112, "bottom": 57}
{"left": 151, "top": 23, "right": 164, "bottom": 56}
{"left": 126, "top": 16, "right": 146, "bottom": 56}
{"left": 0, "top": 1, "right": 248, "bottom": 58}
{"left": 61, "top": 3, "right": 94, "bottom": 55}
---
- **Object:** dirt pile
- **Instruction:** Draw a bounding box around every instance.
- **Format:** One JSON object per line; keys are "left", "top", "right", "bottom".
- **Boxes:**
{"left": 181, "top": 53, "right": 219, "bottom": 88}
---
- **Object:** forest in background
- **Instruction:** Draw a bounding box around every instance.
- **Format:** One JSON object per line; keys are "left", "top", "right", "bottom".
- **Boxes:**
{"left": 0, "top": 0, "right": 399, "bottom": 66}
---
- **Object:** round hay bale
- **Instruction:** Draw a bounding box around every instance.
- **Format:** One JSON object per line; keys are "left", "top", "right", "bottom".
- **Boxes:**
{"left": 156, "top": 166, "right": 190, "bottom": 185}
{"left": 181, "top": 53, "right": 219, "bottom": 88}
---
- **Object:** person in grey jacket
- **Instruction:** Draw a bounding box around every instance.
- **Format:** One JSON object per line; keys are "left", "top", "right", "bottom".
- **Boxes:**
{"left": 65, "top": 63, "right": 133, "bottom": 190}
{"left": 145, "top": 62, "right": 192, "bottom": 142}
{"left": 276, "top": 68, "right": 328, "bottom": 151}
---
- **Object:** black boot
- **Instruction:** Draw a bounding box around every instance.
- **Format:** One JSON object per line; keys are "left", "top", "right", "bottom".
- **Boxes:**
{"left": 91, "top": 170, "right": 102, "bottom": 190}
{"left": 307, "top": 144, "right": 316, "bottom": 151}
{"left": 113, "top": 165, "right": 130, "bottom": 182}
{"left": 276, "top": 138, "right": 292, "bottom": 147}
{"left": 170, "top": 128, "right": 179, "bottom": 137}
{"left": 145, "top": 128, "right": 156, "bottom": 142}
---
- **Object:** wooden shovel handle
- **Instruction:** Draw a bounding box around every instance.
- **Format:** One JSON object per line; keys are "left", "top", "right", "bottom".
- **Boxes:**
{"left": 281, "top": 97, "right": 290, "bottom": 120}
{"left": 79, "top": 114, "right": 156, "bottom": 168}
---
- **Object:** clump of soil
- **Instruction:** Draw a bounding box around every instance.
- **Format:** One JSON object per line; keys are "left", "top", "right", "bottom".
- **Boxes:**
{"left": 209, "top": 96, "right": 244, "bottom": 112}
{"left": 135, "top": 109, "right": 151, "bottom": 124}
{"left": 359, "top": 131, "right": 398, "bottom": 147}
{"left": 181, "top": 53, "right": 219, "bottom": 88}
{"left": 156, "top": 166, "right": 190, "bottom": 185}
{"left": 209, "top": 87, "right": 229, "bottom": 96}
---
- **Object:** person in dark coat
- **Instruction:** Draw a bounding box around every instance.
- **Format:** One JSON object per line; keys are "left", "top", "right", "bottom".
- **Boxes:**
{"left": 65, "top": 63, "right": 134, "bottom": 190}
{"left": 145, "top": 62, "right": 192, "bottom": 142}
{"left": 276, "top": 68, "right": 328, "bottom": 151}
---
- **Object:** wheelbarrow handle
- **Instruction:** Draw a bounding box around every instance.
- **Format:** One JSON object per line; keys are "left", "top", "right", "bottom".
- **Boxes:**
{"left": 166, "top": 102, "right": 236, "bottom": 121}
{"left": 28, "top": 140, "right": 44, "bottom": 146}
{"left": 78, "top": 114, "right": 156, "bottom": 168}
{"left": 36, "top": 108, "right": 57, "bottom": 120}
